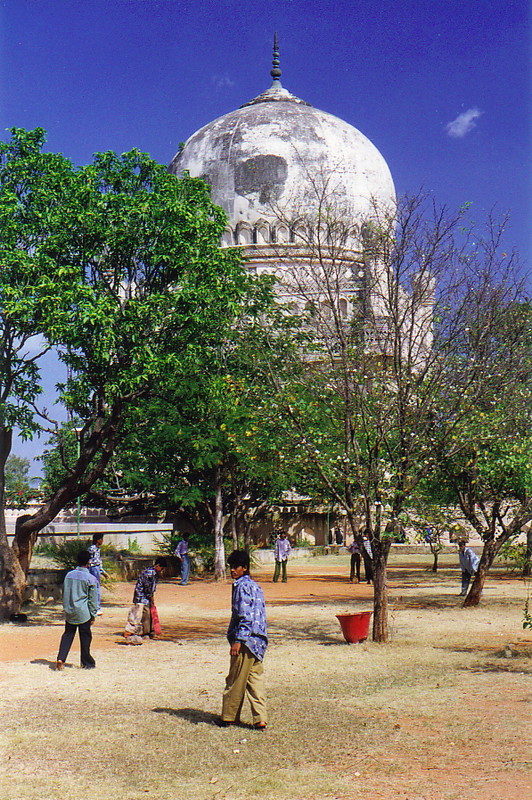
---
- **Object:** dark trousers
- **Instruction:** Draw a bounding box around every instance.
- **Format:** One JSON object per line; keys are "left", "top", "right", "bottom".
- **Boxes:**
{"left": 57, "top": 619, "right": 95, "bottom": 668}
{"left": 461, "top": 571, "right": 474, "bottom": 596}
{"left": 362, "top": 551, "right": 373, "bottom": 583}
{"left": 350, "top": 553, "right": 361, "bottom": 582}
{"left": 273, "top": 559, "right": 287, "bottom": 582}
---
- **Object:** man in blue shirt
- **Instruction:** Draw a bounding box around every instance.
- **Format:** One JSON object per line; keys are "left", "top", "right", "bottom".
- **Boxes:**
{"left": 220, "top": 550, "right": 268, "bottom": 730}
{"left": 174, "top": 533, "right": 191, "bottom": 585}
{"left": 56, "top": 550, "right": 98, "bottom": 670}
{"left": 458, "top": 540, "right": 480, "bottom": 597}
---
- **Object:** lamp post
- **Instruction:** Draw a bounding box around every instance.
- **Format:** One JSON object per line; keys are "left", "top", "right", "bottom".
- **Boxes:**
{"left": 73, "top": 427, "right": 82, "bottom": 538}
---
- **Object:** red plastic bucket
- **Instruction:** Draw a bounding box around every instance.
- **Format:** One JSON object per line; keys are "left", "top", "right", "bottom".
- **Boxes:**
{"left": 336, "top": 612, "right": 372, "bottom": 643}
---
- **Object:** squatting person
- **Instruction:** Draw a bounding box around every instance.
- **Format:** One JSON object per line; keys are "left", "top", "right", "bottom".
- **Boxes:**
{"left": 124, "top": 557, "right": 167, "bottom": 644}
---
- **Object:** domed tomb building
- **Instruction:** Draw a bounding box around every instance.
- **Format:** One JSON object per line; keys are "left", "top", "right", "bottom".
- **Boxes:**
{"left": 169, "top": 40, "right": 401, "bottom": 327}
{"left": 170, "top": 39, "right": 433, "bottom": 368}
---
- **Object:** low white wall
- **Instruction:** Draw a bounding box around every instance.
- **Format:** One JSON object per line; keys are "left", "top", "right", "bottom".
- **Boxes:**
{"left": 8, "top": 523, "right": 173, "bottom": 555}
{"left": 253, "top": 547, "right": 314, "bottom": 565}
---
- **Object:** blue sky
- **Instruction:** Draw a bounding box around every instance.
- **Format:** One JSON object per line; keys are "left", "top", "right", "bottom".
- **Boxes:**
{"left": 1, "top": 0, "right": 530, "bottom": 467}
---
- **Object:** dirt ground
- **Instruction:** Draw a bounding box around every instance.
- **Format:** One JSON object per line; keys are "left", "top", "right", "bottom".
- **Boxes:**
{"left": 1, "top": 553, "right": 531, "bottom": 800}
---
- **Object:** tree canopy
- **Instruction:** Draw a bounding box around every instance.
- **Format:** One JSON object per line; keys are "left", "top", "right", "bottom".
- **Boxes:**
{"left": 0, "top": 127, "right": 268, "bottom": 616}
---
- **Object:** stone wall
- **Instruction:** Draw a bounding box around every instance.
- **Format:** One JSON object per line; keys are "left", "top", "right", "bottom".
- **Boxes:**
{"left": 24, "top": 568, "right": 64, "bottom": 603}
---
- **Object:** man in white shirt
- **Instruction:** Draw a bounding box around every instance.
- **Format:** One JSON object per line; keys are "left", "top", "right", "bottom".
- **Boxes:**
{"left": 272, "top": 530, "right": 291, "bottom": 583}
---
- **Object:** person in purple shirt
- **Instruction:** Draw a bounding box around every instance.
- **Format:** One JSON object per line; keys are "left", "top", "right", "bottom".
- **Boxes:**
{"left": 272, "top": 530, "right": 291, "bottom": 583}
{"left": 174, "top": 533, "right": 191, "bottom": 585}
{"left": 220, "top": 550, "right": 268, "bottom": 730}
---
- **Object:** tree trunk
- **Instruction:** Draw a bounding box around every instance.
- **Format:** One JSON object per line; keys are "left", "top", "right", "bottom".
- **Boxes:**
{"left": 0, "top": 426, "right": 26, "bottom": 620}
{"left": 2, "top": 403, "right": 122, "bottom": 611}
{"left": 372, "top": 539, "right": 390, "bottom": 642}
{"left": 464, "top": 539, "right": 498, "bottom": 607}
{"left": 230, "top": 509, "right": 238, "bottom": 551}
{"left": 523, "top": 527, "right": 532, "bottom": 578}
{"left": 213, "top": 467, "right": 226, "bottom": 582}
{"left": 0, "top": 518, "right": 27, "bottom": 620}
{"left": 430, "top": 547, "right": 439, "bottom": 573}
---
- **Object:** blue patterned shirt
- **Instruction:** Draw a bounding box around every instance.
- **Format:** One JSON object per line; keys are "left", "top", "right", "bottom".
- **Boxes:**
{"left": 227, "top": 574, "right": 268, "bottom": 661}
{"left": 133, "top": 566, "right": 159, "bottom": 605}
{"left": 88, "top": 543, "right": 103, "bottom": 568}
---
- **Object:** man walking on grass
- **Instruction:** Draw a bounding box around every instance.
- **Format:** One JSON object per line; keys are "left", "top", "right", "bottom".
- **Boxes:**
{"left": 56, "top": 549, "right": 98, "bottom": 670}
{"left": 220, "top": 550, "right": 268, "bottom": 730}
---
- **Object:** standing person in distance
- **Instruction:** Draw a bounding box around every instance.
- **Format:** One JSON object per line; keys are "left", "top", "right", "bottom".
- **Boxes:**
{"left": 458, "top": 539, "right": 480, "bottom": 597}
{"left": 174, "top": 533, "right": 191, "bottom": 585}
{"left": 362, "top": 532, "right": 373, "bottom": 584}
{"left": 347, "top": 538, "right": 362, "bottom": 583}
{"left": 220, "top": 550, "right": 268, "bottom": 730}
{"left": 56, "top": 549, "right": 98, "bottom": 670}
{"left": 124, "top": 557, "right": 167, "bottom": 644}
{"left": 272, "top": 529, "right": 291, "bottom": 583}
{"left": 88, "top": 533, "right": 109, "bottom": 615}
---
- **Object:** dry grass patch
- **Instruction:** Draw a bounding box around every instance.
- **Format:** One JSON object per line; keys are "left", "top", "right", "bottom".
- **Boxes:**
{"left": 1, "top": 555, "right": 531, "bottom": 800}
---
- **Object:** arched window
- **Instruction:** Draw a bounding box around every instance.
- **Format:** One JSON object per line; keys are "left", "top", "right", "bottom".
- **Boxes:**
{"left": 274, "top": 224, "right": 289, "bottom": 243}
{"left": 236, "top": 223, "right": 253, "bottom": 245}
{"left": 254, "top": 222, "right": 270, "bottom": 245}
{"left": 220, "top": 228, "right": 233, "bottom": 247}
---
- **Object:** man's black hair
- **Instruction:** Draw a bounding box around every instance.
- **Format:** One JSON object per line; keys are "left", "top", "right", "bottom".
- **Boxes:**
{"left": 155, "top": 557, "right": 168, "bottom": 568}
{"left": 92, "top": 533, "right": 103, "bottom": 544}
{"left": 227, "top": 550, "right": 250, "bottom": 571}
{"left": 77, "top": 549, "right": 91, "bottom": 566}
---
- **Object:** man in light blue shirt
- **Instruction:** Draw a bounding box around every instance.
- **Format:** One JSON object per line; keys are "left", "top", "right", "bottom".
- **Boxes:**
{"left": 458, "top": 540, "right": 480, "bottom": 597}
{"left": 56, "top": 550, "right": 98, "bottom": 670}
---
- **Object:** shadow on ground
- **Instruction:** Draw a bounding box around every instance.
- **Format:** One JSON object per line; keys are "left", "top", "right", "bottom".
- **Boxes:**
{"left": 152, "top": 707, "right": 238, "bottom": 727}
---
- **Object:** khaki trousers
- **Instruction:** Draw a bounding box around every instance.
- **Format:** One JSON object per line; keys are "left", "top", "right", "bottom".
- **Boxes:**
{"left": 222, "top": 644, "right": 268, "bottom": 725}
{"left": 124, "top": 603, "right": 151, "bottom": 637}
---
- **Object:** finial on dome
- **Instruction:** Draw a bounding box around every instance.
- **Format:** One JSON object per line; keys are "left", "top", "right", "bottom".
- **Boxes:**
{"left": 270, "top": 32, "right": 282, "bottom": 87}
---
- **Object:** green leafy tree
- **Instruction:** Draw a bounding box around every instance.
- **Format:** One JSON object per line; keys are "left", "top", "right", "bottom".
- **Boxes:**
{"left": 0, "top": 128, "right": 81, "bottom": 617}
{"left": 0, "top": 128, "right": 254, "bottom": 616}
{"left": 76, "top": 302, "right": 300, "bottom": 580}
{"left": 263, "top": 190, "right": 528, "bottom": 640}
{"left": 428, "top": 400, "right": 532, "bottom": 606}
{"left": 4, "top": 455, "right": 31, "bottom": 492}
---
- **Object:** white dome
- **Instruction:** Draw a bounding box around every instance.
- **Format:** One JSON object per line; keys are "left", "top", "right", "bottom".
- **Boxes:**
{"left": 169, "top": 81, "right": 395, "bottom": 234}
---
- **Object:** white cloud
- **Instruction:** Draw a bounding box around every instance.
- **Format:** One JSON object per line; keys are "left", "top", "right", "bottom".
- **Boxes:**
{"left": 211, "top": 73, "right": 235, "bottom": 90}
{"left": 445, "top": 107, "right": 483, "bottom": 138}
